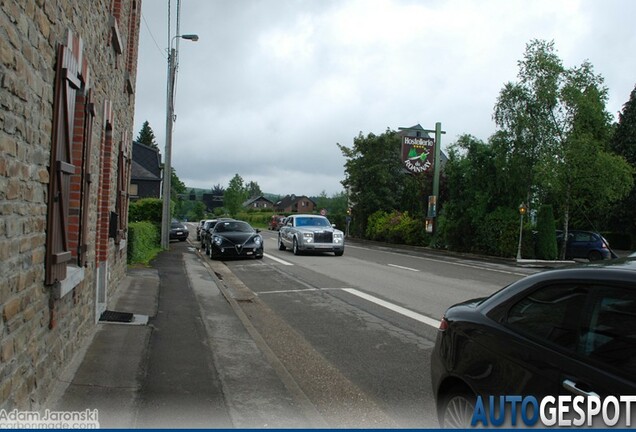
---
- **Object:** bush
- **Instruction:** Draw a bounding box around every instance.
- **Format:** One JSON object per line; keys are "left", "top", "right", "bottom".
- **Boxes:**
{"left": 365, "top": 210, "right": 430, "bottom": 246}
{"left": 129, "top": 198, "right": 163, "bottom": 225}
{"left": 128, "top": 221, "right": 161, "bottom": 264}
{"left": 475, "top": 207, "right": 520, "bottom": 257}
{"left": 535, "top": 205, "right": 558, "bottom": 260}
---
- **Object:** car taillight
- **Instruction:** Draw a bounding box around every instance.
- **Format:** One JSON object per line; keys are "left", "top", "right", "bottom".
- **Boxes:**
{"left": 439, "top": 316, "right": 449, "bottom": 331}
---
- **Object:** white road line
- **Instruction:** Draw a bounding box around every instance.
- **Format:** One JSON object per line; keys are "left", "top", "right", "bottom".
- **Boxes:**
{"left": 258, "top": 288, "right": 320, "bottom": 295}
{"left": 347, "top": 244, "right": 527, "bottom": 277}
{"left": 342, "top": 288, "right": 440, "bottom": 328}
{"left": 264, "top": 253, "right": 294, "bottom": 266}
{"left": 388, "top": 263, "right": 419, "bottom": 272}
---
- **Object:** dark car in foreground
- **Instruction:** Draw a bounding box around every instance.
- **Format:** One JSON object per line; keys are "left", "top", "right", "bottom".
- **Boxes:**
{"left": 431, "top": 258, "right": 636, "bottom": 428}
{"left": 207, "top": 220, "right": 263, "bottom": 260}
{"left": 557, "top": 229, "right": 614, "bottom": 261}
{"left": 169, "top": 221, "right": 189, "bottom": 241}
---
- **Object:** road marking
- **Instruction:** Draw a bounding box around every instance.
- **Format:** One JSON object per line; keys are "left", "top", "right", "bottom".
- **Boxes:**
{"left": 258, "top": 288, "right": 320, "bottom": 295}
{"left": 342, "top": 288, "right": 440, "bottom": 328}
{"left": 388, "top": 263, "right": 419, "bottom": 272}
{"left": 264, "top": 253, "right": 294, "bottom": 266}
{"left": 347, "top": 244, "right": 528, "bottom": 277}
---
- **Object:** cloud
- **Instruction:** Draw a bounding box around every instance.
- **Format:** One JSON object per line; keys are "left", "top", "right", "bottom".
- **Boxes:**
{"left": 134, "top": 0, "right": 636, "bottom": 196}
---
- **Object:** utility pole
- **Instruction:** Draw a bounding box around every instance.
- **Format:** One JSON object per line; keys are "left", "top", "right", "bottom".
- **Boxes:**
{"left": 160, "top": 34, "right": 198, "bottom": 249}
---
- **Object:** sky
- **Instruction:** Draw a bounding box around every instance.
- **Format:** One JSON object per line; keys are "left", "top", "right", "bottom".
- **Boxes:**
{"left": 133, "top": 0, "right": 636, "bottom": 197}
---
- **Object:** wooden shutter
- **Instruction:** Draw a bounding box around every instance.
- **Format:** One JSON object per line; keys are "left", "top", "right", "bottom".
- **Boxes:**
{"left": 46, "top": 38, "right": 81, "bottom": 285}
{"left": 115, "top": 140, "right": 130, "bottom": 244}
{"left": 78, "top": 90, "right": 95, "bottom": 266}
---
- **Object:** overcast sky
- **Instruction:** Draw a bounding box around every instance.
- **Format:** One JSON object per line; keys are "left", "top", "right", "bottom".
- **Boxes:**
{"left": 133, "top": 0, "right": 636, "bottom": 197}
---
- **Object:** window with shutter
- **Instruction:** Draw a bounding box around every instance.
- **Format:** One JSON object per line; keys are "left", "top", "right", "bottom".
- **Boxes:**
{"left": 125, "top": 0, "right": 140, "bottom": 94}
{"left": 46, "top": 35, "right": 82, "bottom": 286}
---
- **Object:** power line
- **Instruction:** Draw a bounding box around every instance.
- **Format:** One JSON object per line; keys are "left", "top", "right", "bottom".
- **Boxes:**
{"left": 141, "top": 12, "right": 166, "bottom": 59}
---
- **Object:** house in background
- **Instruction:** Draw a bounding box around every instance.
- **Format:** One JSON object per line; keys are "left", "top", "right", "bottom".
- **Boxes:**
{"left": 243, "top": 195, "right": 273, "bottom": 209}
{"left": 202, "top": 192, "right": 224, "bottom": 212}
{"left": 130, "top": 141, "right": 162, "bottom": 199}
{"left": 275, "top": 195, "right": 316, "bottom": 213}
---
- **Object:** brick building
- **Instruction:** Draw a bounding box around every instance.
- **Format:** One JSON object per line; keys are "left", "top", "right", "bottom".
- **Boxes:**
{"left": 0, "top": 0, "right": 141, "bottom": 409}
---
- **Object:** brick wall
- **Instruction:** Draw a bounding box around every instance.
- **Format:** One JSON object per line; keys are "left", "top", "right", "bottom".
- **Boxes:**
{"left": 0, "top": 0, "right": 141, "bottom": 410}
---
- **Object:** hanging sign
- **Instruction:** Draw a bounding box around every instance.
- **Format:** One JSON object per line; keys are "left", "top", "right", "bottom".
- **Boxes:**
{"left": 402, "top": 136, "right": 435, "bottom": 173}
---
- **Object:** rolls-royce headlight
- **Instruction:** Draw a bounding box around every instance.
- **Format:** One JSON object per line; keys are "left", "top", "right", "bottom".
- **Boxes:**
{"left": 333, "top": 232, "right": 344, "bottom": 243}
{"left": 303, "top": 232, "right": 314, "bottom": 243}
{"left": 253, "top": 236, "right": 262, "bottom": 246}
{"left": 213, "top": 235, "right": 223, "bottom": 246}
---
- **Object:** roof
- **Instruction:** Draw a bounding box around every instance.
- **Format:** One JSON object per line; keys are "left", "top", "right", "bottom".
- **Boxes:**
{"left": 132, "top": 141, "right": 162, "bottom": 179}
{"left": 243, "top": 195, "right": 274, "bottom": 207}
{"left": 131, "top": 160, "right": 160, "bottom": 181}
{"left": 275, "top": 194, "right": 316, "bottom": 209}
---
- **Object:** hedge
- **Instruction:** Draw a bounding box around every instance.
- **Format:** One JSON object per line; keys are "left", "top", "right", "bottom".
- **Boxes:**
{"left": 128, "top": 221, "right": 161, "bottom": 264}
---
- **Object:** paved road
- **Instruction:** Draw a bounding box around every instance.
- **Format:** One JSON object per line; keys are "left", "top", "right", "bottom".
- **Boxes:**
{"left": 193, "top": 226, "right": 541, "bottom": 427}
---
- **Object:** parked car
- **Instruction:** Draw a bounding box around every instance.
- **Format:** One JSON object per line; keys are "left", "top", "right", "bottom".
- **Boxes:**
{"left": 207, "top": 220, "right": 263, "bottom": 260}
{"left": 268, "top": 215, "right": 286, "bottom": 231}
{"left": 199, "top": 219, "right": 218, "bottom": 249}
{"left": 556, "top": 229, "right": 614, "bottom": 261}
{"left": 431, "top": 258, "right": 636, "bottom": 428}
{"left": 278, "top": 214, "right": 344, "bottom": 256}
{"left": 169, "top": 221, "right": 189, "bottom": 242}
{"left": 202, "top": 218, "right": 234, "bottom": 255}
{"left": 196, "top": 219, "right": 206, "bottom": 241}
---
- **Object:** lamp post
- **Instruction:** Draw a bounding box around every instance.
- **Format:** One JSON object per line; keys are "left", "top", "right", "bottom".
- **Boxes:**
{"left": 516, "top": 202, "right": 527, "bottom": 261}
{"left": 161, "top": 34, "right": 199, "bottom": 249}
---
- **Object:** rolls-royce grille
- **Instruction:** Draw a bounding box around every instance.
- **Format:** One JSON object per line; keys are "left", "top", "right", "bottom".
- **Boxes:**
{"left": 313, "top": 231, "right": 333, "bottom": 243}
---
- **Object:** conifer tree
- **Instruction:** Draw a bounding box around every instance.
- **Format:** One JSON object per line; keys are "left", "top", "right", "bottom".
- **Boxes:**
{"left": 136, "top": 120, "right": 158, "bottom": 149}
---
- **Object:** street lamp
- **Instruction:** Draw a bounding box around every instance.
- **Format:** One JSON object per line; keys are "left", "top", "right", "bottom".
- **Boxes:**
{"left": 516, "top": 203, "right": 527, "bottom": 261}
{"left": 161, "top": 34, "right": 199, "bottom": 249}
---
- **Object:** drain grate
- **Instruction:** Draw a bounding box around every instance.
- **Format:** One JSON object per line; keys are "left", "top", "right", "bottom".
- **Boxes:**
{"left": 99, "top": 310, "right": 134, "bottom": 323}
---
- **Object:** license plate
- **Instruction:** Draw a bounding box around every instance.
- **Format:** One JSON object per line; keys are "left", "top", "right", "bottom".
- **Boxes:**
{"left": 176, "top": 231, "right": 182, "bottom": 235}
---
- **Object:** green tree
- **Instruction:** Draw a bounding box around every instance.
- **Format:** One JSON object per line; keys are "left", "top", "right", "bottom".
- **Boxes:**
{"left": 338, "top": 129, "right": 405, "bottom": 234}
{"left": 609, "top": 84, "right": 636, "bottom": 247}
{"left": 245, "top": 181, "right": 262, "bottom": 199}
{"left": 493, "top": 39, "right": 633, "bottom": 258}
{"left": 224, "top": 174, "right": 248, "bottom": 217}
{"left": 171, "top": 168, "right": 186, "bottom": 198}
{"left": 211, "top": 184, "right": 225, "bottom": 197}
{"left": 136, "top": 120, "right": 158, "bottom": 149}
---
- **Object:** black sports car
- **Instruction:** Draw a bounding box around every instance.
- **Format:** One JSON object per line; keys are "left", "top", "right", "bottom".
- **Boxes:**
{"left": 208, "top": 220, "right": 263, "bottom": 260}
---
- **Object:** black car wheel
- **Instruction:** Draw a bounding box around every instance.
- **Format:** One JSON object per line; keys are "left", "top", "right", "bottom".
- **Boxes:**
{"left": 588, "top": 250, "right": 602, "bottom": 261}
{"left": 335, "top": 250, "right": 344, "bottom": 256}
{"left": 292, "top": 238, "right": 301, "bottom": 255}
{"left": 438, "top": 386, "right": 475, "bottom": 428}
{"left": 278, "top": 236, "right": 286, "bottom": 251}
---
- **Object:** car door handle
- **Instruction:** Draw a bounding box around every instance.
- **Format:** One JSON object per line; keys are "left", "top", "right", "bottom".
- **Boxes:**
{"left": 563, "top": 379, "right": 599, "bottom": 398}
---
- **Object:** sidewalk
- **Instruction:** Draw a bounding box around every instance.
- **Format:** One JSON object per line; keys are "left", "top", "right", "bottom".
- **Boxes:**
{"left": 49, "top": 240, "right": 319, "bottom": 428}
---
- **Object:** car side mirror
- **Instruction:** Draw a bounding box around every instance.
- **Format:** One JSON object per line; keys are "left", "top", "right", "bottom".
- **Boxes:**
{"left": 255, "top": 228, "right": 261, "bottom": 233}
{"left": 332, "top": 224, "right": 336, "bottom": 228}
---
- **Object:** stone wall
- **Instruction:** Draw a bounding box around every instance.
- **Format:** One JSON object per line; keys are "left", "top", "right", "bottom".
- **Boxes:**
{"left": 0, "top": 0, "right": 141, "bottom": 409}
